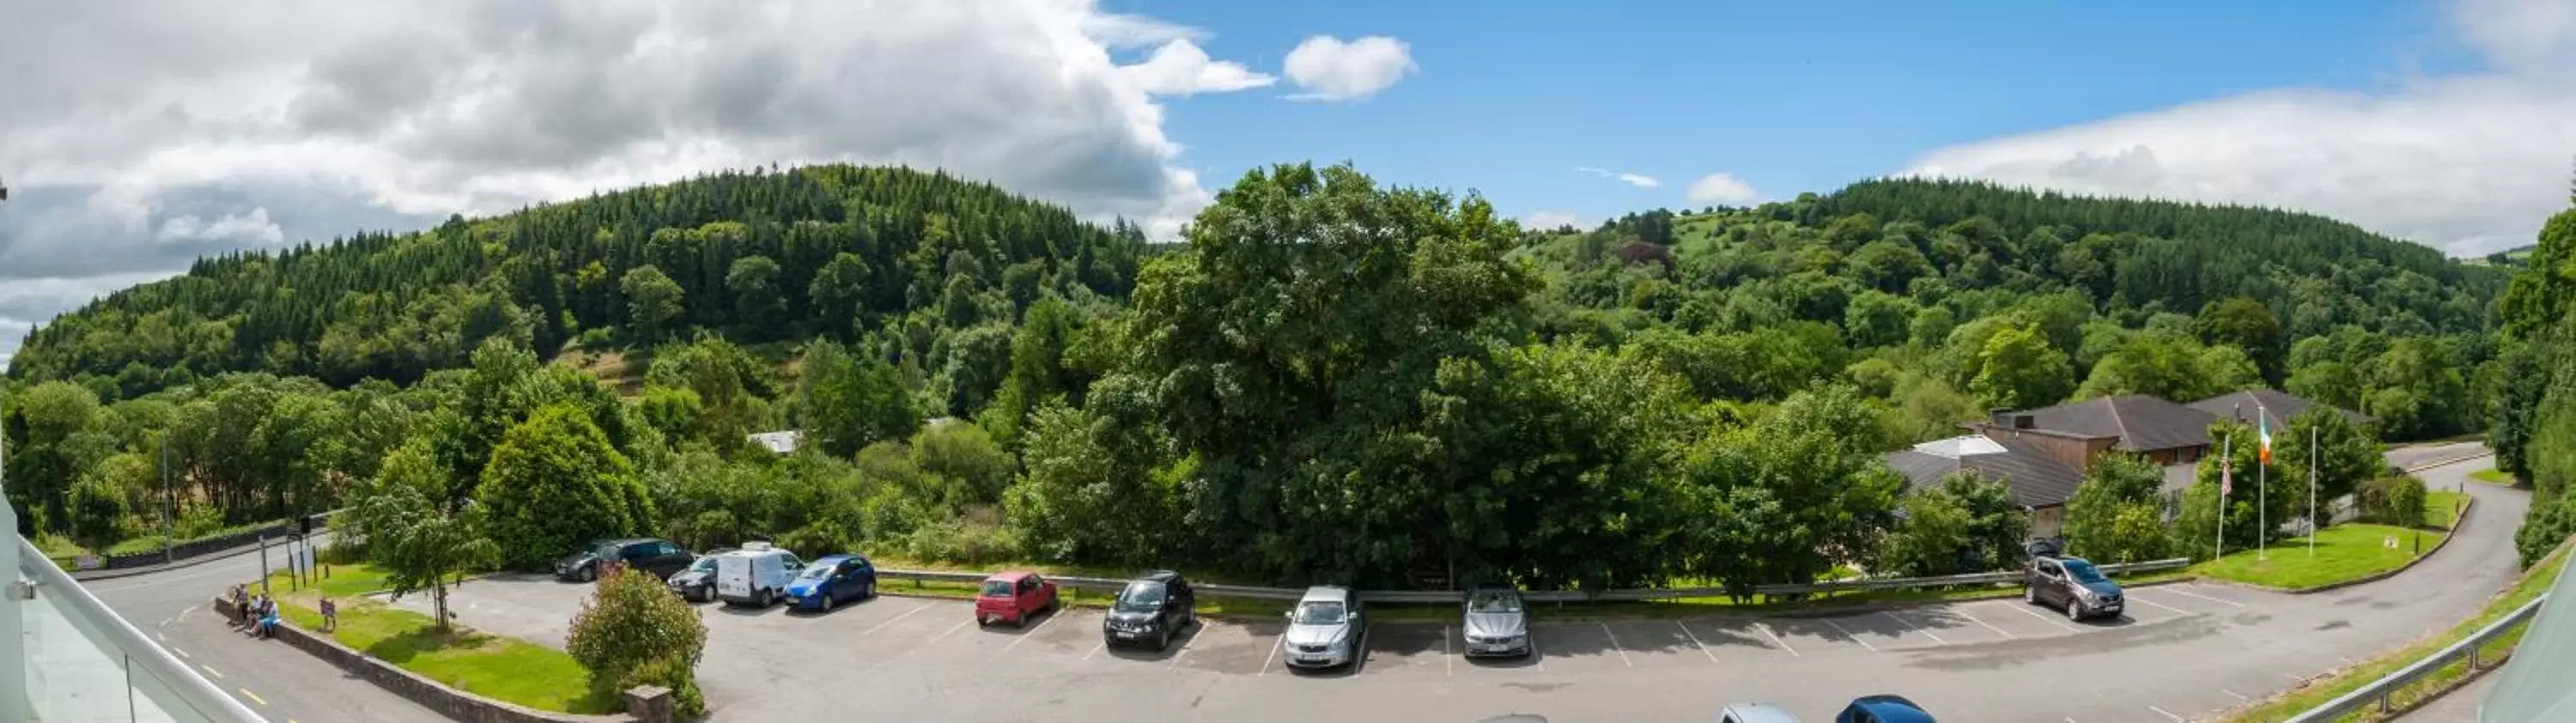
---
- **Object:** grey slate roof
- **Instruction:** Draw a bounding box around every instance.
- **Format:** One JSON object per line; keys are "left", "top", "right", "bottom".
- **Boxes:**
{"left": 1998, "top": 394, "right": 2217, "bottom": 453}
{"left": 1884, "top": 434, "right": 2087, "bottom": 508}
{"left": 2188, "top": 388, "right": 2372, "bottom": 434}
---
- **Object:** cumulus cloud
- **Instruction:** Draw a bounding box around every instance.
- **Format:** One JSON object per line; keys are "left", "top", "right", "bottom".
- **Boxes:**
{"left": 1685, "top": 173, "right": 1761, "bottom": 204}
{"left": 1283, "top": 35, "right": 1417, "bottom": 102}
{"left": 1121, "top": 39, "right": 1277, "bottom": 96}
{"left": 1899, "top": 0, "right": 2576, "bottom": 255}
{"left": 1521, "top": 211, "right": 1587, "bottom": 230}
{"left": 1577, "top": 167, "right": 1661, "bottom": 189}
{"left": 0, "top": 0, "right": 1271, "bottom": 365}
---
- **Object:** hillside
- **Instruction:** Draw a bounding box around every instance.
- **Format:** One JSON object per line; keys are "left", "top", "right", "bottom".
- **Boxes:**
{"left": 7, "top": 165, "right": 1146, "bottom": 391}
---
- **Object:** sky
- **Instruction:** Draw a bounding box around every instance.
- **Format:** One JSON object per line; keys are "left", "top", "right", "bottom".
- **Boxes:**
{"left": 3, "top": 0, "right": 2575, "bottom": 369}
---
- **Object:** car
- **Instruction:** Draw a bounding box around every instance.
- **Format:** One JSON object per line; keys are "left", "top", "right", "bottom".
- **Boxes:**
{"left": 664, "top": 549, "right": 732, "bottom": 602}
{"left": 1102, "top": 570, "right": 1196, "bottom": 650}
{"left": 782, "top": 554, "right": 876, "bottom": 612}
{"left": 1716, "top": 703, "right": 1803, "bottom": 723}
{"left": 1834, "top": 695, "right": 1933, "bottom": 723}
{"left": 1461, "top": 582, "right": 1530, "bottom": 658}
{"left": 555, "top": 538, "right": 692, "bottom": 582}
{"left": 713, "top": 543, "right": 806, "bottom": 607}
{"left": 2025, "top": 552, "right": 2123, "bottom": 621}
{"left": 1282, "top": 586, "right": 1365, "bottom": 670}
{"left": 975, "top": 571, "right": 1058, "bottom": 627}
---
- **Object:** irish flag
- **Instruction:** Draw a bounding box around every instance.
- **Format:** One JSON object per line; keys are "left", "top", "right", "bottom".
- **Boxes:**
{"left": 2257, "top": 407, "right": 2274, "bottom": 465}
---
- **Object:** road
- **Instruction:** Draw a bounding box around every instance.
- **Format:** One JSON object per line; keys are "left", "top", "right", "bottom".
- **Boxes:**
{"left": 80, "top": 537, "right": 448, "bottom": 723}
{"left": 381, "top": 445, "right": 2526, "bottom": 723}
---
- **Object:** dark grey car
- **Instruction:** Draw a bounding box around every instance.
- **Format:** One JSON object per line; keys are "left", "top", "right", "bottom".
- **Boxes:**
{"left": 2026, "top": 555, "right": 2123, "bottom": 621}
{"left": 1461, "top": 583, "right": 1530, "bottom": 658}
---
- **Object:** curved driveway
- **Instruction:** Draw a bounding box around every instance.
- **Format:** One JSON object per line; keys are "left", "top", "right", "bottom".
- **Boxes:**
{"left": 388, "top": 442, "right": 2524, "bottom": 723}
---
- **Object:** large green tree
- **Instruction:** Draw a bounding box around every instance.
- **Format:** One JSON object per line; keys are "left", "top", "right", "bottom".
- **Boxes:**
{"left": 475, "top": 404, "right": 655, "bottom": 569}
{"left": 622, "top": 264, "right": 686, "bottom": 343}
{"left": 350, "top": 440, "right": 499, "bottom": 630}
{"left": 795, "top": 339, "right": 919, "bottom": 458}
{"left": 1680, "top": 386, "right": 1905, "bottom": 594}
{"left": 2061, "top": 453, "right": 2174, "bottom": 563}
{"left": 1969, "top": 323, "right": 2072, "bottom": 410}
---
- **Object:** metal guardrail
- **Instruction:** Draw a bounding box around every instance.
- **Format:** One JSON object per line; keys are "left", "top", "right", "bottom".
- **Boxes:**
{"left": 13, "top": 535, "right": 268, "bottom": 723}
{"left": 870, "top": 557, "right": 2192, "bottom": 606}
{"left": 2283, "top": 592, "right": 2551, "bottom": 722}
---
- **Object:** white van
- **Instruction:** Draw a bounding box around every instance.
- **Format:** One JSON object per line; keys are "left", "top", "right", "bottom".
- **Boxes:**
{"left": 713, "top": 542, "right": 805, "bottom": 607}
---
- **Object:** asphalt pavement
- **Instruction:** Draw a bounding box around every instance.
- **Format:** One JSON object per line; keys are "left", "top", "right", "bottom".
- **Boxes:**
{"left": 380, "top": 444, "right": 2528, "bottom": 723}
{"left": 80, "top": 536, "right": 448, "bottom": 723}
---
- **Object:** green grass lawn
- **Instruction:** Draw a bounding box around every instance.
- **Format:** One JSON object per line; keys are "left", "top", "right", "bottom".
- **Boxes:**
{"left": 258, "top": 563, "right": 613, "bottom": 714}
{"left": 2222, "top": 541, "right": 2570, "bottom": 721}
{"left": 2426, "top": 490, "right": 2469, "bottom": 531}
{"left": 2470, "top": 467, "right": 2518, "bottom": 486}
{"left": 2195, "top": 524, "right": 2445, "bottom": 591}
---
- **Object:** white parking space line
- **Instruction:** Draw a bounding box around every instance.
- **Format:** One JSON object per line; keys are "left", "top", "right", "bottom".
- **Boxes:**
{"left": 2221, "top": 689, "right": 2251, "bottom": 702}
{"left": 1676, "top": 620, "right": 1721, "bottom": 662}
{"left": 859, "top": 601, "right": 934, "bottom": 637}
{"left": 1754, "top": 622, "right": 1799, "bottom": 657}
{"left": 1001, "top": 612, "right": 1060, "bottom": 653}
{"left": 2152, "top": 586, "right": 2245, "bottom": 608}
{"left": 2128, "top": 595, "right": 2192, "bottom": 617}
{"left": 1820, "top": 618, "right": 1879, "bottom": 653}
{"left": 2001, "top": 601, "right": 2085, "bottom": 632}
{"left": 2147, "top": 704, "right": 2184, "bottom": 721}
{"left": 171, "top": 647, "right": 189, "bottom": 659}
{"left": 1443, "top": 625, "right": 1454, "bottom": 677}
{"left": 1951, "top": 608, "right": 2013, "bottom": 639}
{"left": 1168, "top": 627, "right": 1200, "bottom": 668}
{"left": 1882, "top": 611, "right": 1947, "bottom": 645}
{"left": 1599, "top": 622, "right": 1634, "bottom": 667}
{"left": 199, "top": 665, "right": 224, "bottom": 679}
{"left": 238, "top": 689, "right": 267, "bottom": 707}
{"left": 1257, "top": 635, "right": 1282, "bottom": 676}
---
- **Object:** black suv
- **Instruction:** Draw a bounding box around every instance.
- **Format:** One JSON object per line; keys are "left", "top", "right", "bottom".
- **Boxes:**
{"left": 2025, "top": 551, "right": 2123, "bottom": 621}
{"left": 1103, "top": 570, "right": 1198, "bottom": 651}
{"left": 555, "top": 538, "right": 693, "bottom": 582}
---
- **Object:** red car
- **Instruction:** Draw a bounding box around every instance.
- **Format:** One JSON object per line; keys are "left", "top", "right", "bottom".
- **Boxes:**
{"left": 975, "top": 571, "right": 1058, "bottom": 627}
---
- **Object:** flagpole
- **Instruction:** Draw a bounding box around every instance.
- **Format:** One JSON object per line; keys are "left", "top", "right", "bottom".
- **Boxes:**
{"left": 2259, "top": 410, "right": 2269, "bottom": 562}
{"left": 2309, "top": 425, "right": 2318, "bottom": 556}
{"left": 2218, "top": 431, "right": 2231, "bottom": 561}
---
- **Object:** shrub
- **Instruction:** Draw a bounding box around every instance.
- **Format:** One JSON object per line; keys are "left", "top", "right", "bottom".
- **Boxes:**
{"left": 899, "top": 521, "right": 1022, "bottom": 566}
{"left": 2358, "top": 476, "right": 2429, "bottom": 526}
{"left": 565, "top": 568, "right": 707, "bottom": 714}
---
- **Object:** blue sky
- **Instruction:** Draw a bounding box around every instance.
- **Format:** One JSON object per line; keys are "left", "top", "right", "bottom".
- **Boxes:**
{"left": 1127, "top": 0, "right": 2479, "bottom": 227}
{"left": 3, "top": 0, "right": 2573, "bottom": 369}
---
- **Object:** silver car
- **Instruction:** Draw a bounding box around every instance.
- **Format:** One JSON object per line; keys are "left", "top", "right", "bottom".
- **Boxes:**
{"left": 1282, "top": 586, "right": 1364, "bottom": 670}
{"left": 1716, "top": 702, "right": 1801, "bottom": 723}
{"left": 1461, "top": 583, "right": 1531, "bottom": 658}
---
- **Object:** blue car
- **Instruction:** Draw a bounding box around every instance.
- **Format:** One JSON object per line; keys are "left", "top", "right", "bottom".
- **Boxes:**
{"left": 1836, "top": 695, "right": 1933, "bottom": 723}
{"left": 781, "top": 554, "right": 876, "bottom": 612}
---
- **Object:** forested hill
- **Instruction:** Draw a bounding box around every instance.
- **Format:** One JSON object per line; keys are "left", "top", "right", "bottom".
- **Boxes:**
{"left": 8, "top": 165, "right": 1146, "bottom": 388}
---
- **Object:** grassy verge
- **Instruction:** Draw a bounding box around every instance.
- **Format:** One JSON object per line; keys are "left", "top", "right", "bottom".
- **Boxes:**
{"left": 2470, "top": 467, "right": 2518, "bottom": 486}
{"left": 252, "top": 564, "right": 613, "bottom": 714}
{"left": 2220, "top": 541, "right": 2569, "bottom": 722}
{"left": 2194, "top": 524, "right": 2446, "bottom": 591}
{"left": 106, "top": 519, "right": 289, "bottom": 556}
{"left": 2426, "top": 490, "right": 2468, "bottom": 531}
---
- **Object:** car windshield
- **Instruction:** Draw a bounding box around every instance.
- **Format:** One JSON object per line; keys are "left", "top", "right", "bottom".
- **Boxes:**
{"left": 1114, "top": 581, "right": 1165, "bottom": 612}
{"left": 688, "top": 557, "right": 717, "bottom": 573}
{"left": 1467, "top": 589, "right": 1522, "bottom": 613}
{"left": 2063, "top": 560, "right": 2109, "bottom": 584}
{"left": 1293, "top": 600, "right": 1348, "bottom": 625}
{"left": 796, "top": 562, "right": 836, "bottom": 580}
{"left": 592, "top": 542, "right": 622, "bottom": 558}
{"left": 981, "top": 580, "right": 1015, "bottom": 597}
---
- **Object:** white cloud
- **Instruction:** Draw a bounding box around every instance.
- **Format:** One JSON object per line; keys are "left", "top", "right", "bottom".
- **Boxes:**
{"left": 1521, "top": 211, "right": 1587, "bottom": 230}
{"left": 1121, "top": 39, "right": 1277, "bottom": 96}
{"left": 1685, "top": 173, "right": 1760, "bottom": 204}
{"left": 1577, "top": 167, "right": 1662, "bottom": 189}
{"left": 1282, "top": 35, "right": 1417, "bottom": 102}
{"left": 1899, "top": 0, "right": 2576, "bottom": 256}
{"left": 155, "top": 207, "right": 284, "bottom": 246}
{"left": 0, "top": 0, "right": 1253, "bottom": 349}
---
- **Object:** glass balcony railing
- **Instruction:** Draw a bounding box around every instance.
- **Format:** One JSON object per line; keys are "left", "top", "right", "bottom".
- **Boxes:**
{"left": 11, "top": 530, "right": 265, "bottom": 722}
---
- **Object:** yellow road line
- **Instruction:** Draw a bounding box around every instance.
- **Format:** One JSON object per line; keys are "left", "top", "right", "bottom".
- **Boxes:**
{"left": 238, "top": 688, "right": 268, "bottom": 707}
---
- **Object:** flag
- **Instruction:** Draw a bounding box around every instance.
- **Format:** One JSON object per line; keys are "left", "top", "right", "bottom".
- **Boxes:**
{"left": 2257, "top": 407, "right": 2273, "bottom": 465}
{"left": 2221, "top": 459, "right": 2233, "bottom": 496}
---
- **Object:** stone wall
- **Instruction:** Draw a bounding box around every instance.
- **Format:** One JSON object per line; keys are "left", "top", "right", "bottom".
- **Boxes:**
{"left": 212, "top": 598, "right": 668, "bottom": 723}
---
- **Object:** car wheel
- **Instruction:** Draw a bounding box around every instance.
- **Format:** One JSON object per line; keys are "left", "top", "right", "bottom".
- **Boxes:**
{"left": 580, "top": 566, "right": 596, "bottom": 582}
{"left": 822, "top": 592, "right": 835, "bottom": 612}
{"left": 864, "top": 580, "right": 875, "bottom": 599}
{"left": 1158, "top": 628, "right": 1173, "bottom": 652}
{"left": 2066, "top": 598, "right": 2083, "bottom": 621}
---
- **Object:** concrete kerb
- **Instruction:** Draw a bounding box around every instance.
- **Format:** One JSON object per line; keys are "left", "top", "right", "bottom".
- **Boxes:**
{"left": 210, "top": 597, "right": 669, "bottom": 723}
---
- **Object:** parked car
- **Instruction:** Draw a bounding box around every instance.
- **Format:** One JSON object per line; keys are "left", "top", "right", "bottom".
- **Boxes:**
{"left": 713, "top": 543, "right": 806, "bottom": 607}
{"left": 1834, "top": 695, "right": 1933, "bottom": 723}
{"left": 2025, "top": 553, "right": 2123, "bottom": 621}
{"left": 1282, "top": 586, "right": 1365, "bottom": 670}
{"left": 1716, "top": 703, "right": 1803, "bottom": 723}
{"left": 782, "top": 554, "right": 876, "bottom": 612}
{"left": 1461, "top": 582, "right": 1530, "bottom": 658}
{"left": 555, "top": 538, "right": 691, "bottom": 582}
{"left": 664, "top": 550, "right": 730, "bottom": 602}
{"left": 1102, "top": 570, "right": 1196, "bottom": 650}
{"left": 975, "top": 571, "right": 1058, "bottom": 627}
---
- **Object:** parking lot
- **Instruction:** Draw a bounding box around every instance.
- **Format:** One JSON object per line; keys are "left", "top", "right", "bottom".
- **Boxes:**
{"left": 388, "top": 574, "right": 2282, "bottom": 720}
